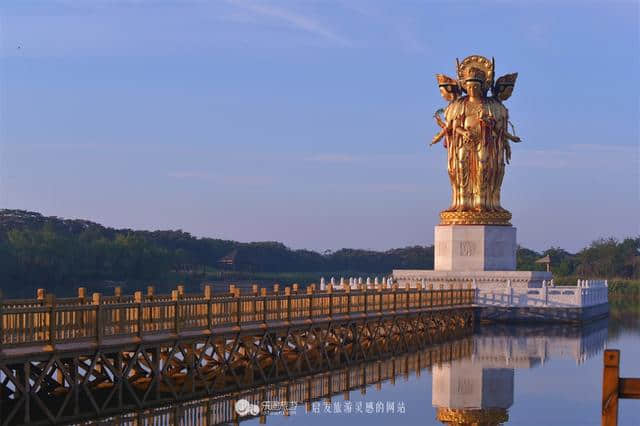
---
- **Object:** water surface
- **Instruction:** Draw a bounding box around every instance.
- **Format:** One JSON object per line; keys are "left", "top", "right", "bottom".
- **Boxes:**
{"left": 85, "top": 304, "right": 640, "bottom": 426}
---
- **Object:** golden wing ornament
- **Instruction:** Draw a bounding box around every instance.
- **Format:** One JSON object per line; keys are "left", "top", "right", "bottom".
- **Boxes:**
{"left": 435, "top": 74, "right": 460, "bottom": 102}
{"left": 493, "top": 73, "right": 518, "bottom": 101}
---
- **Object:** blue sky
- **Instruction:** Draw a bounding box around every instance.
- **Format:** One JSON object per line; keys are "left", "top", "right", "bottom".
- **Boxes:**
{"left": 0, "top": 0, "right": 638, "bottom": 253}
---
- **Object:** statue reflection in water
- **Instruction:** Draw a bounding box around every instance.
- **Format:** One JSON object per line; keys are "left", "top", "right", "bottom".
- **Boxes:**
{"left": 431, "top": 321, "right": 608, "bottom": 425}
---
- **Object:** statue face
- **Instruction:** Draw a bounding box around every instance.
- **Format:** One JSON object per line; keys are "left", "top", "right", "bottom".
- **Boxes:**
{"left": 439, "top": 86, "right": 456, "bottom": 102}
{"left": 465, "top": 81, "right": 482, "bottom": 97}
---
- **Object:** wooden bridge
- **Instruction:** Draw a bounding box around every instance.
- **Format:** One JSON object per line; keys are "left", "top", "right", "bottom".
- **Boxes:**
{"left": 0, "top": 282, "right": 476, "bottom": 425}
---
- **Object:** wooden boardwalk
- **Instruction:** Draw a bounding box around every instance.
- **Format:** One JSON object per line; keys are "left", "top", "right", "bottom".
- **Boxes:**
{"left": 0, "top": 283, "right": 476, "bottom": 425}
{"left": 0, "top": 283, "right": 474, "bottom": 357}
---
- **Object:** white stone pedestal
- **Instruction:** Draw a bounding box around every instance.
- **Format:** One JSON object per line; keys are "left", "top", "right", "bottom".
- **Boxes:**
{"left": 434, "top": 225, "right": 516, "bottom": 271}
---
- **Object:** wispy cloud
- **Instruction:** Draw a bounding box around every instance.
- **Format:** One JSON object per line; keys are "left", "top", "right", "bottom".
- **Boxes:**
{"left": 226, "top": 0, "right": 352, "bottom": 46}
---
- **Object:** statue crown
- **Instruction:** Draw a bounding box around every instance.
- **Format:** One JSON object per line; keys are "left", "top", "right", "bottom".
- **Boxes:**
{"left": 436, "top": 74, "right": 458, "bottom": 87}
{"left": 463, "top": 67, "right": 486, "bottom": 83}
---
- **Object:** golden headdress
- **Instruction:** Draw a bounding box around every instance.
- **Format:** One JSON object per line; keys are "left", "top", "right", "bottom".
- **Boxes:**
{"left": 436, "top": 74, "right": 458, "bottom": 87}
{"left": 462, "top": 67, "right": 486, "bottom": 83}
{"left": 456, "top": 55, "right": 494, "bottom": 93}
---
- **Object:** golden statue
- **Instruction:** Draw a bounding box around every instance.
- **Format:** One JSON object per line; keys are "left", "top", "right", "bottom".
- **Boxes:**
{"left": 430, "top": 55, "right": 522, "bottom": 225}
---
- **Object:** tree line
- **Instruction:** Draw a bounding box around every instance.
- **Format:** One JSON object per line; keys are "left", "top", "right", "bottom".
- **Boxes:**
{"left": 0, "top": 209, "right": 637, "bottom": 298}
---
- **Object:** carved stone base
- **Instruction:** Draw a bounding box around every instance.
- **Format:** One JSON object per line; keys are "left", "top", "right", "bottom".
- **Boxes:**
{"left": 440, "top": 210, "right": 512, "bottom": 226}
{"left": 434, "top": 225, "right": 516, "bottom": 271}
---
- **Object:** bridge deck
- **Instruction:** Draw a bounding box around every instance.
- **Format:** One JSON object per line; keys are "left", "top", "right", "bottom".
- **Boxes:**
{"left": 0, "top": 283, "right": 474, "bottom": 359}
{"left": 0, "top": 283, "right": 476, "bottom": 425}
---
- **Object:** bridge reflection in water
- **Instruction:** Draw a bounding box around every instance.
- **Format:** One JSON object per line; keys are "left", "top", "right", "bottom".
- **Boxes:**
{"left": 53, "top": 320, "right": 608, "bottom": 426}
{"left": 73, "top": 337, "right": 475, "bottom": 426}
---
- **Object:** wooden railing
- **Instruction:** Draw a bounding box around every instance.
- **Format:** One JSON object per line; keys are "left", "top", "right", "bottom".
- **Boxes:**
{"left": 0, "top": 283, "right": 474, "bottom": 350}
{"left": 602, "top": 349, "right": 640, "bottom": 426}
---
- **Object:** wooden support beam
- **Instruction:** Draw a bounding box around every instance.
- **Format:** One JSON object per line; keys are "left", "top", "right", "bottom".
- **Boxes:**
{"left": 619, "top": 378, "right": 640, "bottom": 399}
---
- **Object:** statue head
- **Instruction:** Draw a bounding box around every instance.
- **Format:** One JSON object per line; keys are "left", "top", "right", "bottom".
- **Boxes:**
{"left": 436, "top": 74, "right": 460, "bottom": 102}
{"left": 456, "top": 55, "right": 494, "bottom": 96}
{"left": 463, "top": 67, "right": 486, "bottom": 98}
{"left": 493, "top": 73, "right": 518, "bottom": 101}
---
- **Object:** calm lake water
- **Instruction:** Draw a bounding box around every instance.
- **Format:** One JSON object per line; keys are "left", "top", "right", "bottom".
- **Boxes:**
{"left": 85, "top": 303, "right": 639, "bottom": 426}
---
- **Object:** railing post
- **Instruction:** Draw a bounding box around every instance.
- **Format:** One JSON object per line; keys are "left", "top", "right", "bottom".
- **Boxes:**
{"left": 0, "top": 289, "right": 4, "bottom": 346}
{"left": 204, "top": 285, "right": 212, "bottom": 330}
{"left": 327, "top": 284, "right": 333, "bottom": 318}
{"left": 74, "top": 287, "right": 85, "bottom": 336}
{"left": 602, "top": 349, "right": 620, "bottom": 426}
{"left": 146, "top": 286, "right": 155, "bottom": 328}
{"left": 252, "top": 284, "right": 259, "bottom": 322}
{"left": 472, "top": 279, "right": 477, "bottom": 304}
{"left": 307, "top": 285, "right": 314, "bottom": 320}
{"left": 45, "top": 294, "right": 56, "bottom": 349}
{"left": 363, "top": 283, "right": 368, "bottom": 315}
{"left": 172, "top": 290, "right": 180, "bottom": 335}
{"left": 345, "top": 284, "right": 351, "bottom": 315}
{"left": 235, "top": 288, "right": 241, "bottom": 327}
{"left": 92, "top": 293, "right": 102, "bottom": 346}
{"left": 429, "top": 283, "right": 433, "bottom": 308}
{"left": 113, "top": 286, "right": 124, "bottom": 334}
{"left": 392, "top": 284, "right": 397, "bottom": 312}
{"left": 134, "top": 291, "right": 143, "bottom": 339}
{"left": 285, "top": 287, "right": 291, "bottom": 322}
{"left": 261, "top": 288, "right": 268, "bottom": 324}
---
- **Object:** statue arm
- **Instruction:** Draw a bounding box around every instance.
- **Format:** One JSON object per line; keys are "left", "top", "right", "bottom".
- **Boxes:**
{"left": 506, "top": 119, "right": 521, "bottom": 142}
{"left": 430, "top": 129, "right": 446, "bottom": 146}
{"left": 506, "top": 131, "right": 521, "bottom": 143}
{"left": 434, "top": 109, "right": 447, "bottom": 128}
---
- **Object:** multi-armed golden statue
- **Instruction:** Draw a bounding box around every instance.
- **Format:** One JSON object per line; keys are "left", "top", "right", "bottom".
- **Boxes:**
{"left": 431, "top": 55, "right": 521, "bottom": 226}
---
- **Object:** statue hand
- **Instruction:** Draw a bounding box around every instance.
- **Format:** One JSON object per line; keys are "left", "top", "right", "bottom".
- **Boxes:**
{"left": 511, "top": 136, "right": 521, "bottom": 143}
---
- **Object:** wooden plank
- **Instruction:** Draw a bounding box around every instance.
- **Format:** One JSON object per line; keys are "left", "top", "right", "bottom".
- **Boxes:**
{"left": 619, "top": 378, "right": 640, "bottom": 399}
